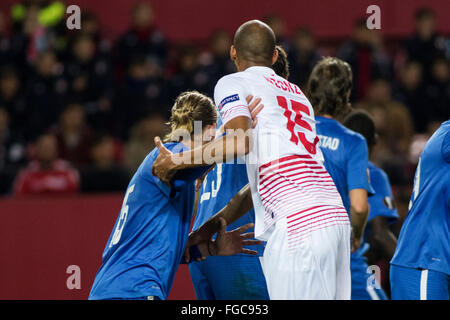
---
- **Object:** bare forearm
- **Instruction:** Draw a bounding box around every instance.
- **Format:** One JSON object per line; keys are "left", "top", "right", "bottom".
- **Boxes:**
{"left": 349, "top": 189, "right": 369, "bottom": 240}
{"left": 193, "top": 184, "right": 253, "bottom": 237}
{"left": 172, "top": 117, "right": 251, "bottom": 170}
{"left": 350, "top": 207, "right": 369, "bottom": 240}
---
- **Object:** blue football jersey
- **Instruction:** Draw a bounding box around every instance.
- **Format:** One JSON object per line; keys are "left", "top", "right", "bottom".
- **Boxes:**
{"left": 391, "top": 120, "right": 450, "bottom": 275}
{"left": 351, "top": 161, "right": 399, "bottom": 300}
{"left": 366, "top": 161, "right": 399, "bottom": 226}
{"left": 315, "top": 116, "right": 374, "bottom": 214}
{"left": 89, "top": 142, "right": 208, "bottom": 300}
{"left": 192, "top": 162, "right": 265, "bottom": 255}
{"left": 192, "top": 118, "right": 265, "bottom": 255}
{"left": 315, "top": 116, "right": 374, "bottom": 260}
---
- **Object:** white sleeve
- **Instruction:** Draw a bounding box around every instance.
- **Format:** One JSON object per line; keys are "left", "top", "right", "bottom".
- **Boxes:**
{"left": 213, "top": 76, "right": 251, "bottom": 127}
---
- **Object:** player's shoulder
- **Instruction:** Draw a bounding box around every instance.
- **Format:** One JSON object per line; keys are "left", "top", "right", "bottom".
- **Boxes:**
{"left": 216, "top": 71, "right": 248, "bottom": 85}
{"left": 334, "top": 120, "right": 367, "bottom": 146}
{"left": 422, "top": 120, "right": 450, "bottom": 164}
{"left": 140, "top": 142, "right": 186, "bottom": 173}
{"left": 440, "top": 120, "right": 450, "bottom": 163}
{"left": 368, "top": 161, "right": 389, "bottom": 183}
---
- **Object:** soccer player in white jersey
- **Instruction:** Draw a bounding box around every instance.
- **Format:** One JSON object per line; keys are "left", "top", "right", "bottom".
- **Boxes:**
{"left": 152, "top": 20, "right": 351, "bottom": 299}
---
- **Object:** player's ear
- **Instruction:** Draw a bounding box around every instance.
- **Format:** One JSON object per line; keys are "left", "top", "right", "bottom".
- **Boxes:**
{"left": 230, "top": 45, "right": 237, "bottom": 61}
{"left": 272, "top": 49, "right": 279, "bottom": 66}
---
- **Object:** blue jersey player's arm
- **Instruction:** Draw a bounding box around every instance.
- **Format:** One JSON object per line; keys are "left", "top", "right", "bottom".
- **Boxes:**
{"left": 181, "top": 216, "right": 262, "bottom": 264}
{"left": 187, "top": 183, "right": 254, "bottom": 249}
{"left": 152, "top": 82, "right": 263, "bottom": 185}
{"left": 347, "top": 137, "right": 372, "bottom": 249}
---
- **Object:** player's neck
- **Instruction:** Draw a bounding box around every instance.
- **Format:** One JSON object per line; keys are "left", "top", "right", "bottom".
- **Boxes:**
{"left": 237, "top": 61, "right": 271, "bottom": 72}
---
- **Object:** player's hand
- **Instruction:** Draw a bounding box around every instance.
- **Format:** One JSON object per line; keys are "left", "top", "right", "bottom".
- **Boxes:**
{"left": 211, "top": 217, "right": 262, "bottom": 256}
{"left": 246, "top": 95, "right": 263, "bottom": 128}
{"left": 351, "top": 237, "right": 362, "bottom": 253}
{"left": 152, "top": 136, "right": 176, "bottom": 185}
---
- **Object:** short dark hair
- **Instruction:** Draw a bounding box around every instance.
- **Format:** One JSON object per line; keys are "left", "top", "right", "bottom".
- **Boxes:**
{"left": 306, "top": 57, "right": 353, "bottom": 118}
{"left": 343, "top": 110, "right": 377, "bottom": 153}
{"left": 272, "top": 45, "right": 289, "bottom": 79}
{"left": 234, "top": 20, "right": 276, "bottom": 66}
{"left": 415, "top": 7, "right": 435, "bottom": 21}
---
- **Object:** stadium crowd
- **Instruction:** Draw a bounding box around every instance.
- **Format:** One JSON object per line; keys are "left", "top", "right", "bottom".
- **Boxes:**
{"left": 0, "top": 1, "right": 448, "bottom": 218}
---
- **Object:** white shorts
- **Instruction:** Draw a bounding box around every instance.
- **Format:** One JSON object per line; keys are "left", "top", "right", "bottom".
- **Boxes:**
{"left": 260, "top": 217, "right": 351, "bottom": 300}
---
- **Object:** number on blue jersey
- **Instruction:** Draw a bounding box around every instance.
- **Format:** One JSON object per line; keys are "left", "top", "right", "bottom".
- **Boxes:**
{"left": 110, "top": 184, "right": 135, "bottom": 247}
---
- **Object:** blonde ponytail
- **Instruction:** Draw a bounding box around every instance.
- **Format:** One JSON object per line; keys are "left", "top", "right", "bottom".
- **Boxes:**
{"left": 165, "top": 91, "right": 217, "bottom": 142}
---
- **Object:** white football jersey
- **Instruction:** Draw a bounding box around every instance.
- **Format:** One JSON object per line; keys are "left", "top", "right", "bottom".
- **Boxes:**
{"left": 214, "top": 66, "right": 348, "bottom": 246}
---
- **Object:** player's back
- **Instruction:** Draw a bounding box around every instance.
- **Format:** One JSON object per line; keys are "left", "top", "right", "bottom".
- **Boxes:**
{"left": 89, "top": 142, "right": 199, "bottom": 300}
{"left": 315, "top": 116, "right": 373, "bottom": 213}
{"left": 391, "top": 120, "right": 450, "bottom": 275}
{"left": 214, "top": 66, "right": 348, "bottom": 247}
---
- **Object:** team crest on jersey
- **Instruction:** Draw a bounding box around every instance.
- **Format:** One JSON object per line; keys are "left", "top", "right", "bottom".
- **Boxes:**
{"left": 218, "top": 94, "right": 239, "bottom": 111}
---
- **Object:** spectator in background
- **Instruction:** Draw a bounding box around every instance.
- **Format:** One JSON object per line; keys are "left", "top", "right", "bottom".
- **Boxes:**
{"left": 424, "top": 56, "right": 450, "bottom": 124}
{"left": 10, "top": 2, "right": 67, "bottom": 66}
{"left": 78, "top": 11, "right": 110, "bottom": 54}
{"left": 355, "top": 78, "right": 414, "bottom": 185}
{"left": 9, "top": 4, "right": 44, "bottom": 71}
{"left": 392, "top": 60, "right": 428, "bottom": 133}
{"left": 25, "top": 50, "right": 66, "bottom": 140}
{"left": 114, "top": 54, "right": 166, "bottom": 140}
{"left": 13, "top": 133, "right": 79, "bottom": 195}
{"left": 0, "top": 108, "right": 27, "bottom": 194}
{"left": 0, "top": 66, "right": 27, "bottom": 136}
{"left": 167, "top": 44, "right": 209, "bottom": 102}
{"left": 289, "top": 27, "right": 321, "bottom": 87}
{"left": 0, "top": 11, "right": 12, "bottom": 68}
{"left": 405, "top": 8, "right": 446, "bottom": 83}
{"left": 199, "top": 30, "right": 236, "bottom": 96}
{"left": 337, "top": 18, "right": 392, "bottom": 101}
{"left": 80, "top": 134, "right": 129, "bottom": 193}
{"left": 50, "top": 103, "right": 93, "bottom": 168}
{"left": 64, "top": 34, "right": 113, "bottom": 130}
{"left": 263, "top": 14, "right": 291, "bottom": 54}
{"left": 124, "top": 111, "right": 167, "bottom": 174}
{"left": 115, "top": 1, "right": 168, "bottom": 76}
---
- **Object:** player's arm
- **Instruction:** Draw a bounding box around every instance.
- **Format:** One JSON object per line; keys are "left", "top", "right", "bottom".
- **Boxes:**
{"left": 187, "top": 183, "right": 254, "bottom": 249}
{"left": 152, "top": 114, "right": 253, "bottom": 185}
{"left": 152, "top": 78, "right": 261, "bottom": 185}
{"left": 181, "top": 217, "right": 261, "bottom": 264}
{"left": 349, "top": 189, "right": 369, "bottom": 252}
{"left": 347, "top": 138, "right": 372, "bottom": 252}
{"left": 367, "top": 216, "right": 397, "bottom": 259}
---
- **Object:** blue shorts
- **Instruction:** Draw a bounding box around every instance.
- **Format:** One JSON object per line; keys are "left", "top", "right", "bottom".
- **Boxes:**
{"left": 351, "top": 260, "right": 388, "bottom": 300}
{"left": 188, "top": 254, "right": 269, "bottom": 300}
{"left": 390, "top": 264, "right": 450, "bottom": 300}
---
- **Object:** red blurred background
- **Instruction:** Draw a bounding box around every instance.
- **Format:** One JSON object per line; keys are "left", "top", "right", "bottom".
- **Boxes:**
{"left": 0, "top": 0, "right": 448, "bottom": 300}
{"left": 0, "top": 193, "right": 196, "bottom": 299}
{"left": 1, "top": 0, "right": 450, "bottom": 41}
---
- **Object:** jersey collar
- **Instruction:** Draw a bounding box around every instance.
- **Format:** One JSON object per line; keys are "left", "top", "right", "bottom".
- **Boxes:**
{"left": 245, "top": 66, "right": 274, "bottom": 74}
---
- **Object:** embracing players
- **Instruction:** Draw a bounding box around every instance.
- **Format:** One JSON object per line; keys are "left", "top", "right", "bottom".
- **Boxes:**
{"left": 188, "top": 45, "right": 289, "bottom": 300}
{"left": 89, "top": 91, "right": 263, "bottom": 300}
{"left": 153, "top": 20, "right": 351, "bottom": 300}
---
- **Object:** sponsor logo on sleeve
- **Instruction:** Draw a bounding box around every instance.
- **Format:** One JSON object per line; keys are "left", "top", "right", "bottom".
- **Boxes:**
{"left": 383, "top": 196, "right": 395, "bottom": 209}
{"left": 218, "top": 94, "right": 240, "bottom": 111}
